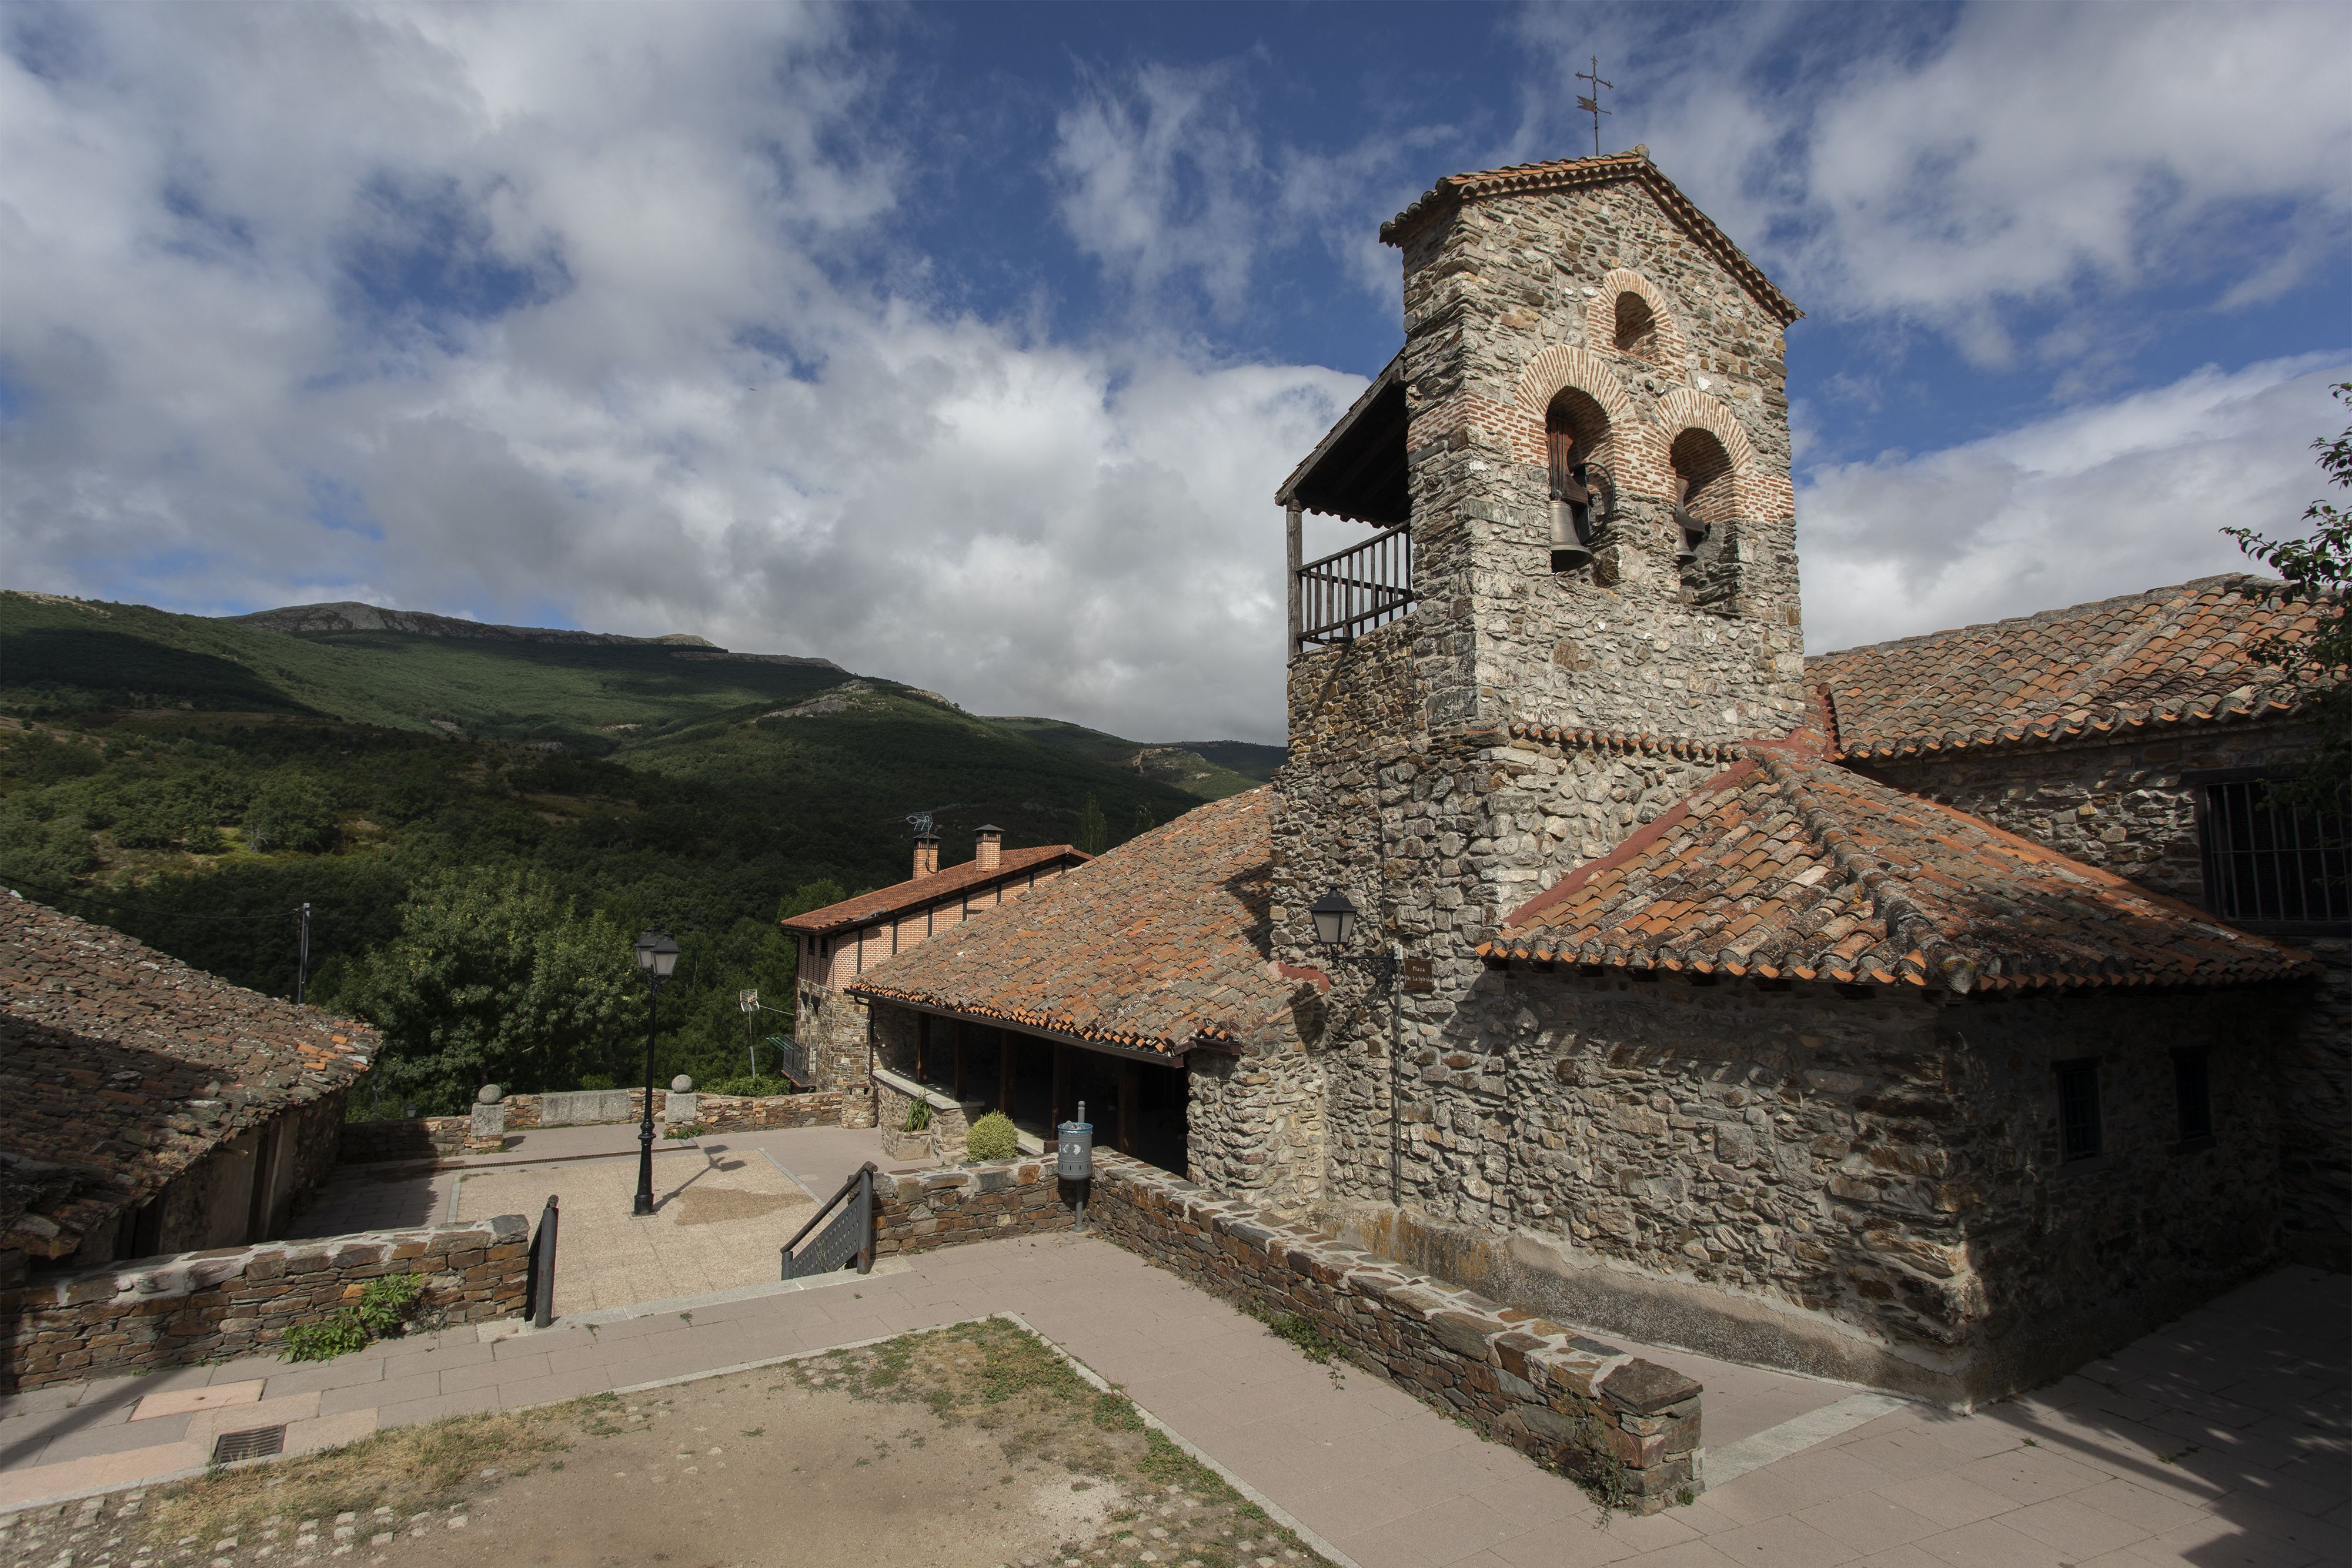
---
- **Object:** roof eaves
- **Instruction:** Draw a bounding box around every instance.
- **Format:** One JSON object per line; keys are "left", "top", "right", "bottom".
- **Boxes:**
{"left": 843, "top": 982, "right": 1201, "bottom": 1062}
{"left": 1275, "top": 350, "right": 1405, "bottom": 513}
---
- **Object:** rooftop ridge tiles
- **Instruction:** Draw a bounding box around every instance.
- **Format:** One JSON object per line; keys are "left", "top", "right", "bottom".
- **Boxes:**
{"left": 779, "top": 843, "right": 1088, "bottom": 935}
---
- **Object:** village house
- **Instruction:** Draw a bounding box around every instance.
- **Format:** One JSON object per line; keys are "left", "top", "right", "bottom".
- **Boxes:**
{"left": 831, "top": 149, "right": 2345, "bottom": 1409}
{"left": 783, "top": 824, "right": 1087, "bottom": 1128}
{"left": 0, "top": 891, "right": 376, "bottom": 1284}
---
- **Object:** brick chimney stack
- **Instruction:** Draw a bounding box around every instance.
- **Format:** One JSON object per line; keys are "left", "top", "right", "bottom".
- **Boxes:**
{"left": 974, "top": 825, "right": 1002, "bottom": 874}
{"left": 913, "top": 834, "right": 940, "bottom": 879}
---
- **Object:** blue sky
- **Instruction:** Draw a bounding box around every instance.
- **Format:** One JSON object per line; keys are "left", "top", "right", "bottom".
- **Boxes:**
{"left": 2, "top": 1, "right": 2347, "bottom": 742}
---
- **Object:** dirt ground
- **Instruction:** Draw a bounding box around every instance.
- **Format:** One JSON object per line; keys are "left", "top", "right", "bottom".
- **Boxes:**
{"left": 0, "top": 1320, "right": 1329, "bottom": 1568}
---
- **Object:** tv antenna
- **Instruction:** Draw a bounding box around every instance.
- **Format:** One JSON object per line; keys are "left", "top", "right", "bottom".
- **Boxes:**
{"left": 904, "top": 810, "right": 937, "bottom": 837}
{"left": 1576, "top": 56, "right": 1613, "bottom": 158}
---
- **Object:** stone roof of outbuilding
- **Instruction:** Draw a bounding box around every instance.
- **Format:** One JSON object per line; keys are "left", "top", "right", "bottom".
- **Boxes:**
{"left": 779, "top": 844, "right": 1088, "bottom": 937}
{"left": 1379, "top": 149, "right": 1802, "bottom": 327}
{"left": 847, "top": 790, "right": 1299, "bottom": 1057}
{"left": 1808, "top": 574, "right": 2328, "bottom": 762}
{"left": 1, "top": 892, "right": 376, "bottom": 1261}
{"left": 1482, "top": 750, "right": 2312, "bottom": 993}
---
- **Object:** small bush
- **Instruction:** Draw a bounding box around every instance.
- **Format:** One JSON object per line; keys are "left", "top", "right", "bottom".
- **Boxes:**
{"left": 966, "top": 1110, "right": 1017, "bottom": 1162}
{"left": 701, "top": 1072, "right": 797, "bottom": 1097}
{"left": 281, "top": 1270, "right": 426, "bottom": 1362}
{"left": 183, "top": 823, "right": 226, "bottom": 854}
{"left": 906, "top": 1101, "right": 933, "bottom": 1134}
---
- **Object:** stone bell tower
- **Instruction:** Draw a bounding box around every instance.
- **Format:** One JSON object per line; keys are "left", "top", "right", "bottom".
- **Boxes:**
{"left": 1270, "top": 151, "right": 1810, "bottom": 1208}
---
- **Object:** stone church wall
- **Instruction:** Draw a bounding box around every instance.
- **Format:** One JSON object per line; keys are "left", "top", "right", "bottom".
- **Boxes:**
{"left": 1867, "top": 720, "right": 2348, "bottom": 1264}
{"left": 794, "top": 979, "right": 877, "bottom": 1126}
{"left": 1314, "top": 965, "right": 2289, "bottom": 1406}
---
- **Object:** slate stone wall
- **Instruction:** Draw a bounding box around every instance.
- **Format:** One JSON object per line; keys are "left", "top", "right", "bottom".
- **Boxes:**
{"left": 1870, "top": 720, "right": 2349, "bottom": 1261}
{"left": 1317, "top": 965, "right": 2290, "bottom": 1405}
{"left": 338, "top": 1091, "right": 842, "bottom": 1165}
{"left": 869, "top": 1159, "right": 1073, "bottom": 1256}
{"left": 796, "top": 980, "right": 878, "bottom": 1126}
{"left": 1, "top": 1216, "right": 530, "bottom": 1392}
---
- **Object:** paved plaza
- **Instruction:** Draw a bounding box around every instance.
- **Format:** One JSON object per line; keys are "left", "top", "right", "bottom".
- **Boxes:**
{"left": 2, "top": 1128, "right": 2344, "bottom": 1567}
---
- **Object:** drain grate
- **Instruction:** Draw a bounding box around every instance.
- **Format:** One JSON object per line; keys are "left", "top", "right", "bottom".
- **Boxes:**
{"left": 211, "top": 1425, "right": 286, "bottom": 1464}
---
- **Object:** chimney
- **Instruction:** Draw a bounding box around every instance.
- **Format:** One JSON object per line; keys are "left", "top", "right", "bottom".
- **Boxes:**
{"left": 974, "top": 825, "right": 1002, "bottom": 874}
{"left": 913, "top": 834, "right": 940, "bottom": 880}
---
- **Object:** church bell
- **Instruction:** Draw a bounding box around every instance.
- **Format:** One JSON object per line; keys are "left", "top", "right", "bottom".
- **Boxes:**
{"left": 1550, "top": 498, "right": 1594, "bottom": 573}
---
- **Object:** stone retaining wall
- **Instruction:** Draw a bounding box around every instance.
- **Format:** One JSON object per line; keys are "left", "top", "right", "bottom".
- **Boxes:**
{"left": 870, "top": 1159, "right": 1073, "bottom": 1257}
{"left": 0, "top": 1216, "right": 530, "bottom": 1392}
{"left": 867, "top": 1151, "right": 1702, "bottom": 1512}
{"left": 1088, "top": 1154, "right": 1703, "bottom": 1511}
{"left": 338, "top": 1116, "right": 470, "bottom": 1164}
{"left": 340, "top": 1091, "right": 844, "bottom": 1164}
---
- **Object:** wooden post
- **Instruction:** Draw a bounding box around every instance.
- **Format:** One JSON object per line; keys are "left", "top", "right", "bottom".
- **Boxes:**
{"left": 953, "top": 1019, "right": 967, "bottom": 1101}
{"left": 998, "top": 1032, "right": 1015, "bottom": 1115}
{"left": 1285, "top": 501, "right": 1304, "bottom": 655}
{"left": 1118, "top": 1061, "right": 1140, "bottom": 1155}
{"left": 915, "top": 1013, "right": 928, "bottom": 1086}
{"left": 1051, "top": 1043, "right": 1071, "bottom": 1132}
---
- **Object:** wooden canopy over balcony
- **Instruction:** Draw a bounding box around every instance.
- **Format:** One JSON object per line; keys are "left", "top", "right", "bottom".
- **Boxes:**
{"left": 1275, "top": 351, "right": 1408, "bottom": 527}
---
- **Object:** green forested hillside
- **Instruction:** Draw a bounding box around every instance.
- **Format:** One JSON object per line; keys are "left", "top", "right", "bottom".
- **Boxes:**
{"left": 987, "top": 716, "right": 1282, "bottom": 799}
{"left": 0, "top": 591, "right": 1271, "bottom": 1114}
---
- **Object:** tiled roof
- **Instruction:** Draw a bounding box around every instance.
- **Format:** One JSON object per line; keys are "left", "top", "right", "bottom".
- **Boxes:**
{"left": 1482, "top": 751, "right": 2311, "bottom": 993}
{"left": 1380, "top": 150, "right": 1802, "bottom": 326}
{"left": 779, "top": 845, "right": 1088, "bottom": 937}
{"left": 1, "top": 893, "right": 377, "bottom": 1260}
{"left": 848, "top": 791, "right": 1297, "bottom": 1056}
{"left": 1809, "top": 575, "right": 2329, "bottom": 761}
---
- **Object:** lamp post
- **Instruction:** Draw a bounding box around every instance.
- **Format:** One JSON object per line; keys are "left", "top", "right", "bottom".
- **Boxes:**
{"left": 1310, "top": 889, "right": 1404, "bottom": 1205}
{"left": 632, "top": 930, "right": 680, "bottom": 1217}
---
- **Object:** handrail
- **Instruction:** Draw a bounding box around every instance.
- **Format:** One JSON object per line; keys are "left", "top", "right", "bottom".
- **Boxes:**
{"left": 781, "top": 1160, "right": 876, "bottom": 1257}
{"left": 1298, "top": 523, "right": 1415, "bottom": 646}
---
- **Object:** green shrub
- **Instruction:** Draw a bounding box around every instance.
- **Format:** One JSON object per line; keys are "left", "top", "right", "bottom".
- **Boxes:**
{"left": 701, "top": 1072, "right": 796, "bottom": 1097}
{"left": 906, "top": 1101, "right": 932, "bottom": 1134}
{"left": 966, "top": 1111, "right": 1017, "bottom": 1162}
{"left": 280, "top": 1270, "right": 425, "bottom": 1362}
{"left": 182, "top": 823, "right": 226, "bottom": 854}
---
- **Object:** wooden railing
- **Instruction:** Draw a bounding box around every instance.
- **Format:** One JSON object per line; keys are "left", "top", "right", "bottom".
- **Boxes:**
{"left": 1296, "top": 524, "right": 1415, "bottom": 647}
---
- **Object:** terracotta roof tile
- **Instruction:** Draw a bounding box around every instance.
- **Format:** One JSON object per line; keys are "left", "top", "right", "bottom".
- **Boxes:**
{"left": 1808, "top": 575, "right": 2330, "bottom": 761}
{"left": 2, "top": 892, "right": 377, "bottom": 1261}
{"left": 779, "top": 844, "right": 1088, "bottom": 937}
{"left": 1482, "top": 754, "right": 2311, "bottom": 993}
{"left": 1380, "top": 151, "right": 1802, "bottom": 326}
{"left": 848, "top": 790, "right": 1297, "bottom": 1057}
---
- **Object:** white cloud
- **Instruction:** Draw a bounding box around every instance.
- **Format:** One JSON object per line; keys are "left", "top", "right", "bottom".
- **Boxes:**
{"left": 1516, "top": 2, "right": 2352, "bottom": 360}
{"left": 1799, "top": 354, "right": 2351, "bottom": 654}
{"left": 0, "top": 2, "right": 1359, "bottom": 744}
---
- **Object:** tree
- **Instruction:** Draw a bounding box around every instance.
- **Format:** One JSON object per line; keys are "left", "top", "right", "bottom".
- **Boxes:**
{"left": 243, "top": 774, "right": 339, "bottom": 853}
{"left": 1077, "top": 793, "right": 1108, "bottom": 855}
{"left": 335, "top": 866, "right": 638, "bottom": 1114}
{"left": 1132, "top": 803, "right": 1155, "bottom": 840}
{"left": 2224, "top": 381, "right": 2351, "bottom": 801}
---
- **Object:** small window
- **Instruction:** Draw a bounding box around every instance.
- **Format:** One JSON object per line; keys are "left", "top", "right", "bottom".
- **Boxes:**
{"left": 2200, "top": 777, "right": 2350, "bottom": 929}
{"left": 2056, "top": 1059, "right": 2102, "bottom": 1162}
{"left": 1612, "top": 292, "right": 1657, "bottom": 357}
{"left": 2174, "top": 1048, "right": 2213, "bottom": 1144}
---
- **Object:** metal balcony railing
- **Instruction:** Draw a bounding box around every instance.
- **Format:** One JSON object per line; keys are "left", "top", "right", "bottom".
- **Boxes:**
{"left": 1297, "top": 524, "right": 1415, "bottom": 647}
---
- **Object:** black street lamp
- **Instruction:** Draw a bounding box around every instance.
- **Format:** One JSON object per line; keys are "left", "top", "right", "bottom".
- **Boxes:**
{"left": 632, "top": 930, "right": 680, "bottom": 1217}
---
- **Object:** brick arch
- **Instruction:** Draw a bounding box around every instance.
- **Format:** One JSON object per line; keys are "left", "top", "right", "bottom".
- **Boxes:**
{"left": 1653, "top": 386, "right": 1789, "bottom": 516}
{"left": 1509, "top": 345, "right": 1666, "bottom": 493}
{"left": 1585, "top": 268, "right": 1689, "bottom": 369}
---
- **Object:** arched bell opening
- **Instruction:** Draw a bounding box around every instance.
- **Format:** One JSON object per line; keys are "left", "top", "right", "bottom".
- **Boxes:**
{"left": 1669, "top": 427, "right": 1740, "bottom": 609}
{"left": 1545, "top": 387, "right": 1617, "bottom": 574}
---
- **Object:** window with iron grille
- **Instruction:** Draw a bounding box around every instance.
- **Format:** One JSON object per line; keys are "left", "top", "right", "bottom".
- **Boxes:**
{"left": 2173, "top": 1048, "right": 2213, "bottom": 1144}
{"left": 2056, "top": 1059, "right": 2102, "bottom": 1163}
{"left": 2200, "top": 777, "right": 2350, "bottom": 929}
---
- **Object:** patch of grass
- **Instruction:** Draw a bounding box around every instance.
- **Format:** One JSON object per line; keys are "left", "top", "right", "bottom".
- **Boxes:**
{"left": 135, "top": 1406, "right": 570, "bottom": 1549}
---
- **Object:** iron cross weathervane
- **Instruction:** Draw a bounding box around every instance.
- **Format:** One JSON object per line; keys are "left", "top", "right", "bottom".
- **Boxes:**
{"left": 1576, "top": 56, "right": 1613, "bottom": 158}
